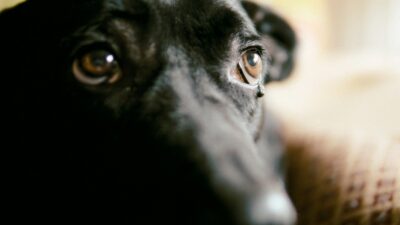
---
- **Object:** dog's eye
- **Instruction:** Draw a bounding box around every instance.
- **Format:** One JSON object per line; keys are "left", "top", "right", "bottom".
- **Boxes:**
{"left": 72, "top": 50, "right": 121, "bottom": 85}
{"left": 236, "top": 50, "right": 263, "bottom": 85}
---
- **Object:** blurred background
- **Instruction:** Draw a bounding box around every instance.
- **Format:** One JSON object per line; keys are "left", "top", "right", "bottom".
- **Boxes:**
{"left": 0, "top": 0, "right": 23, "bottom": 10}
{"left": 255, "top": 0, "right": 400, "bottom": 138}
{"left": 1, "top": 0, "right": 399, "bottom": 138}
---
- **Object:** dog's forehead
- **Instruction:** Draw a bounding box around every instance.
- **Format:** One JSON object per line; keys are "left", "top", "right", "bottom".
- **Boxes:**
{"left": 154, "top": 0, "right": 240, "bottom": 7}
{"left": 105, "top": 0, "right": 255, "bottom": 31}
{"left": 122, "top": 0, "right": 242, "bottom": 10}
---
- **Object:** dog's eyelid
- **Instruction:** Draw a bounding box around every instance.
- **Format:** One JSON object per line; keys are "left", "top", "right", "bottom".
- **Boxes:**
{"left": 63, "top": 24, "right": 107, "bottom": 42}
{"left": 238, "top": 41, "right": 266, "bottom": 57}
{"left": 66, "top": 39, "right": 121, "bottom": 62}
{"left": 240, "top": 45, "right": 266, "bottom": 57}
{"left": 62, "top": 27, "right": 122, "bottom": 56}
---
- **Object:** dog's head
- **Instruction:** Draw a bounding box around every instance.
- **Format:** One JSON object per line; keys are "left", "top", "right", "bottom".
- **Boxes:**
{"left": 3, "top": 0, "right": 296, "bottom": 224}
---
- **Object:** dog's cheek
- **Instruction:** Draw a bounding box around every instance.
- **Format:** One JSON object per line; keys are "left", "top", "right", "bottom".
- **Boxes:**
{"left": 103, "top": 88, "right": 137, "bottom": 117}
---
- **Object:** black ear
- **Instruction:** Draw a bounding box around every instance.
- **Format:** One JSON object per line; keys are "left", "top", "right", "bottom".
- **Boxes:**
{"left": 242, "top": 1, "right": 296, "bottom": 81}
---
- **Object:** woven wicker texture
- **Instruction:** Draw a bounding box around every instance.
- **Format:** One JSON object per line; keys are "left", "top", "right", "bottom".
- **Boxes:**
{"left": 285, "top": 129, "right": 400, "bottom": 225}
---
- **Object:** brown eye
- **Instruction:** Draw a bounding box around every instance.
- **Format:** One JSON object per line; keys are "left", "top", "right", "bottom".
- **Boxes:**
{"left": 72, "top": 49, "right": 121, "bottom": 85}
{"left": 237, "top": 50, "right": 263, "bottom": 85}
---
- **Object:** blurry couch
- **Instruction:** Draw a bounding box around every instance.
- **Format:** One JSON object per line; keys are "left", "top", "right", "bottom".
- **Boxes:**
{"left": 266, "top": 55, "right": 400, "bottom": 225}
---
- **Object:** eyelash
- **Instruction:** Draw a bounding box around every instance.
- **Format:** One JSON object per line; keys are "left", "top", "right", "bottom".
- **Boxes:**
{"left": 240, "top": 45, "right": 265, "bottom": 56}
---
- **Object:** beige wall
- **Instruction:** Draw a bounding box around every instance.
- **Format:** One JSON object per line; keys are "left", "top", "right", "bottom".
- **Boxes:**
{"left": 0, "top": 0, "right": 24, "bottom": 10}
{"left": 326, "top": 0, "right": 400, "bottom": 55}
{"left": 263, "top": 0, "right": 400, "bottom": 56}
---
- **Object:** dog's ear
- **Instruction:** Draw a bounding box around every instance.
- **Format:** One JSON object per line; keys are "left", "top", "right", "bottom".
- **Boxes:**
{"left": 242, "top": 1, "right": 296, "bottom": 81}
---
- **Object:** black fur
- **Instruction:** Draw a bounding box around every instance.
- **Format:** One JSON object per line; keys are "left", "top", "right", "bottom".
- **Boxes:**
{"left": 2, "top": 0, "right": 296, "bottom": 224}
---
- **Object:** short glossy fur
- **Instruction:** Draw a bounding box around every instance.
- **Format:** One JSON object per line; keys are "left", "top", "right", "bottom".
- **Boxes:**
{"left": 2, "top": 0, "right": 296, "bottom": 224}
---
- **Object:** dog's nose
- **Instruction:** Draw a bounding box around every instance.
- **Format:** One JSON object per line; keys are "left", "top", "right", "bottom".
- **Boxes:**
{"left": 245, "top": 191, "right": 297, "bottom": 225}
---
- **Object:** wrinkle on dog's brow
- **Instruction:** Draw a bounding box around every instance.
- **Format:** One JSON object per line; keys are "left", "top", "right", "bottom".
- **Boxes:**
{"left": 105, "top": 0, "right": 150, "bottom": 15}
{"left": 107, "top": 0, "right": 178, "bottom": 11}
{"left": 158, "top": 0, "right": 176, "bottom": 5}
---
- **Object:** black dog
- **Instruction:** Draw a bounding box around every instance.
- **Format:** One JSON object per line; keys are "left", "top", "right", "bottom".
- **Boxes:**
{"left": 2, "top": 0, "right": 296, "bottom": 224}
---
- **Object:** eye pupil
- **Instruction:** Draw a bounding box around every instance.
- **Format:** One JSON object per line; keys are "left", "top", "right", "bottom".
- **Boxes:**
{"left": 82, "top": 50, "right": 117, "bottom": 76}
{"left": 91, "top": 53, "right": 114, "bottom": 67}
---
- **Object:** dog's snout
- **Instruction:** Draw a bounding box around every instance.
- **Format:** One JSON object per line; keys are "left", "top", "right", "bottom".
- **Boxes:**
{"left": 244, "top": 191, "right": 297, "bottom": 225}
